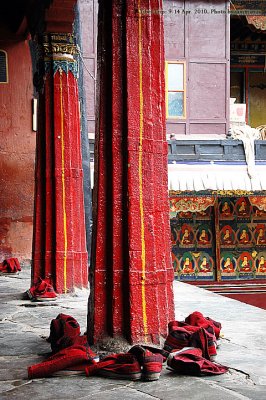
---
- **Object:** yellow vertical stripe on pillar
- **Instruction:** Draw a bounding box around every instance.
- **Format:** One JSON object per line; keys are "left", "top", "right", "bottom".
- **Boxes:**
{"left": 59, "top": 68, "right": 68, "bottom": 293}
{"left": 138, "top": 0, "right": 148, "bottom": 339}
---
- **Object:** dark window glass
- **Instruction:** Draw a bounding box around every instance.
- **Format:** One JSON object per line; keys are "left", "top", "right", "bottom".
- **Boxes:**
{"left": 0, "top": 51, "right": 8, "bottom": 83}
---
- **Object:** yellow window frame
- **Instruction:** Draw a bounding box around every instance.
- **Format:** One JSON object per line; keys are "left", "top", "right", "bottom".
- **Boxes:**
{"left": 165, "top": 61, "right": 186, "bottom": 119}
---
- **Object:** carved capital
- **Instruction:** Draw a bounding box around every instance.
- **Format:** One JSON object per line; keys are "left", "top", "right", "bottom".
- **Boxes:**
{"left": 42, "top": 33, "right": 78, "bottom": 57}
{"left": 42, "top": 33, "right": 79, "bottom": 77}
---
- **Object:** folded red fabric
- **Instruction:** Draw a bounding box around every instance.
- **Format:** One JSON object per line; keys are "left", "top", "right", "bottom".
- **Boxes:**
{"left": 188, "top": 328, "right": 210, "bottom": 360}
{"left": 167, "top": 348, "right": 228, "bottom": 376}
{"left": 0, "top": 258, "right": 21, "bottom": 273}
{"left": 85, "top": 353, "right": 141, "bottom": 380}
{"left": 185, "top": 311, "right": 221, "bottom": 339}
{"left": 28, "top": 345, "right": 96, "bottom": 379}
{"left": 163, "top": 322, "right": 216, "bottom": 359}
{"left": 47, "top": 313, "right": 82, "bottom": 352}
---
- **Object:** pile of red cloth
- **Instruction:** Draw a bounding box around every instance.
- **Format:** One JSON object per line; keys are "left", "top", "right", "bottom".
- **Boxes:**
{"left": 28, "top": 314, "right": 99, "bottom": 379}
{"left": 164, "top": 311, "right": 228, "bottom": 376}
{"left": 0, "top": 258, "right": 21, "bottom": 274}
{"left": 167, "top": 347, "right": 228, "bottom": 376}
{"left": 28, "top": 311, "right": 228, "bottom": 379}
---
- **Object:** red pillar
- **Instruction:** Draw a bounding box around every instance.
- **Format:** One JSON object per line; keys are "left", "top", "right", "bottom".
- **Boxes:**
{"left": 32, "top": 32, "right": 88, "bottom": 293}
{"left": 88, "top": 0, "right": 174, "bottom": 345}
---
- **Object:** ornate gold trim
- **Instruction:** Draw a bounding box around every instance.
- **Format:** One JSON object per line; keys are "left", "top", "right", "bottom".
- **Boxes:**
{"left": 169, "top": 190, "right": 183, "bottom": 196}
{"left": 42, "top": 33, "right": 78, "bottom": 56}
{"left": 49, "top": 34, "right": 74, "bottom": 43}
{"left": 246, "top": 16, "right": 266, "bottom": 31}
{"left": 43, "top": 43, "right": 78, "bottom": 56}
{"left": 213, "top": 190, "right": 253, "bottom": 196}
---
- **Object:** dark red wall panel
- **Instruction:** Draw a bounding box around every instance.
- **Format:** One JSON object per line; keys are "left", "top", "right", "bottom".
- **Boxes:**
{"left": 0, "top": 38, "right": 35, "bottom": 264}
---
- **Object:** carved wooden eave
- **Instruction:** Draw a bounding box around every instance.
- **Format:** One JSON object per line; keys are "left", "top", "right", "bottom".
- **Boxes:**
{"left": 246, "top": 16, "right": 266, "bottom": 32}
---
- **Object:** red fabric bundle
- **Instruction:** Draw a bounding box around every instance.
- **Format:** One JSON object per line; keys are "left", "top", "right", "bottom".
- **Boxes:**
{"left": 0, "top": 258, "right": 21, "bottom": 273}
{"left": 28, "top": 345, "right": 94, "bottom": 379}
{"left": 163, "top": 321, "right": 216, "bottom": 359}
{"left": 185, "top": 311, "right": 221, "bottom": 339}
{"left": 28, "top": 314, "right": 100, "bottom": 379}
{"left": 47, "top": 313, "right": 83, "bottom": 352}
{"left": 167, "top": 347, "right": 228, "bottom": 376}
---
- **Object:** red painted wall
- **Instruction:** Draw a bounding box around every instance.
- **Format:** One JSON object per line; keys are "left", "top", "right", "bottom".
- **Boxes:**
{"left": 0, "top": 32, "right": 35, "bottom": 265}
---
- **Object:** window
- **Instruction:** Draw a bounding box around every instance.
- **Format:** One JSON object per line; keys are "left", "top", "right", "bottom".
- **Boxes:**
{"left": 165, "top": 61, "right": 186, "bottom": 119}
{"left": 230, "top": 69, "right": 244, "bottom": 104}
{"left": 0, "top": 50, "right": 8, "bottom": 83}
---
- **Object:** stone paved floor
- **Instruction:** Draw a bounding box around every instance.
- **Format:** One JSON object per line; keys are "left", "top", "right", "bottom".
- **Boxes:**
{"left": 0, "top": 266, "right": 265, "bottom": 399}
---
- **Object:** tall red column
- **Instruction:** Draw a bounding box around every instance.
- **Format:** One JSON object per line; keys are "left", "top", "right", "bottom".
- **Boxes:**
{"left": 32, "top": 33, "right": 88, "bottom": 293}
{"left": 88, "top": 0, "right": 174, "bottom": 345}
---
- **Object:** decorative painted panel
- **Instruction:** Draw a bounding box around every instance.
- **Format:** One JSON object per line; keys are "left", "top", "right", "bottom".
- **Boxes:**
{"left": 219, "top": 196, "right": 266, "bottom": 281}
{"left": 170, "top": 195, "right": 216, "bottom": 281}
{"left": 170, "top": 195, "right": 266, "bottom": 282}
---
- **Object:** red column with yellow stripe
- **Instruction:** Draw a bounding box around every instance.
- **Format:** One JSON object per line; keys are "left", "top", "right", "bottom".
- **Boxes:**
{"left": 88, "top": 0, "right": 174, "bottom": 345}
{"left": 32, "top": 33, "right": 88, "bottom": 293}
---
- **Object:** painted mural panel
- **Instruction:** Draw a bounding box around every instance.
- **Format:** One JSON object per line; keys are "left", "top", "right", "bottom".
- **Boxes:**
{"left": 170, "top": 195, "right": 216, "bottom": 281}
{"left": 219, "top": 196, "right": 266, "bottom": 281}
{"left": 170, "top": 195, "right": 266, "bottom": 282}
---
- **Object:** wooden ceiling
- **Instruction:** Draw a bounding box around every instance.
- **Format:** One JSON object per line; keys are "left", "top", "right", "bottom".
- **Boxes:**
{"left": 0, "top": 0, "right": 78, "bottom": 38}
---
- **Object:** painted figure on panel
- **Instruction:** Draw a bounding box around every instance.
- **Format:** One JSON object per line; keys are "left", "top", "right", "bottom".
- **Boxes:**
{"left": 238, "top": 252, "right": 253, "bottom": 273}
{"left": 236, "top": 197, "right": 250, "bottom": 217}
{"left": 180, "top": 252, "right": 195, "bottom": 274}
{"left": 220, "top": 199, "right": 233, "bottom": 218}
{"left": 179, "top": 224, "right": 194, "bottom": 246}
{"left": 198, "top": 254, "right": 213, "bottom": 273}
{"left": 237, "top": 226, "right": 251, "bottom": 245}
{"left": 197, "top": 226, "right": 211, "bottom": 246}
{"left": 239, "top": 229, "right": 250, "bottom": 244}
{"left": 220, "top": 225, "right": 235, "bottom": 245}
{"left": 255, "top": 225, "right": 266, "bottom": 245}
{"left": 256, "top": 255, "right": 266, "bottom": 273}
{"left": 221, "top": 254, "right": 236, "bottom": 273}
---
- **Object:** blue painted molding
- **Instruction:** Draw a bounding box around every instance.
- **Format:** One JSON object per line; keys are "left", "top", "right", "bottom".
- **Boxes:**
{"left": 45, "top": 59, "right": 78, "bottom": 77}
